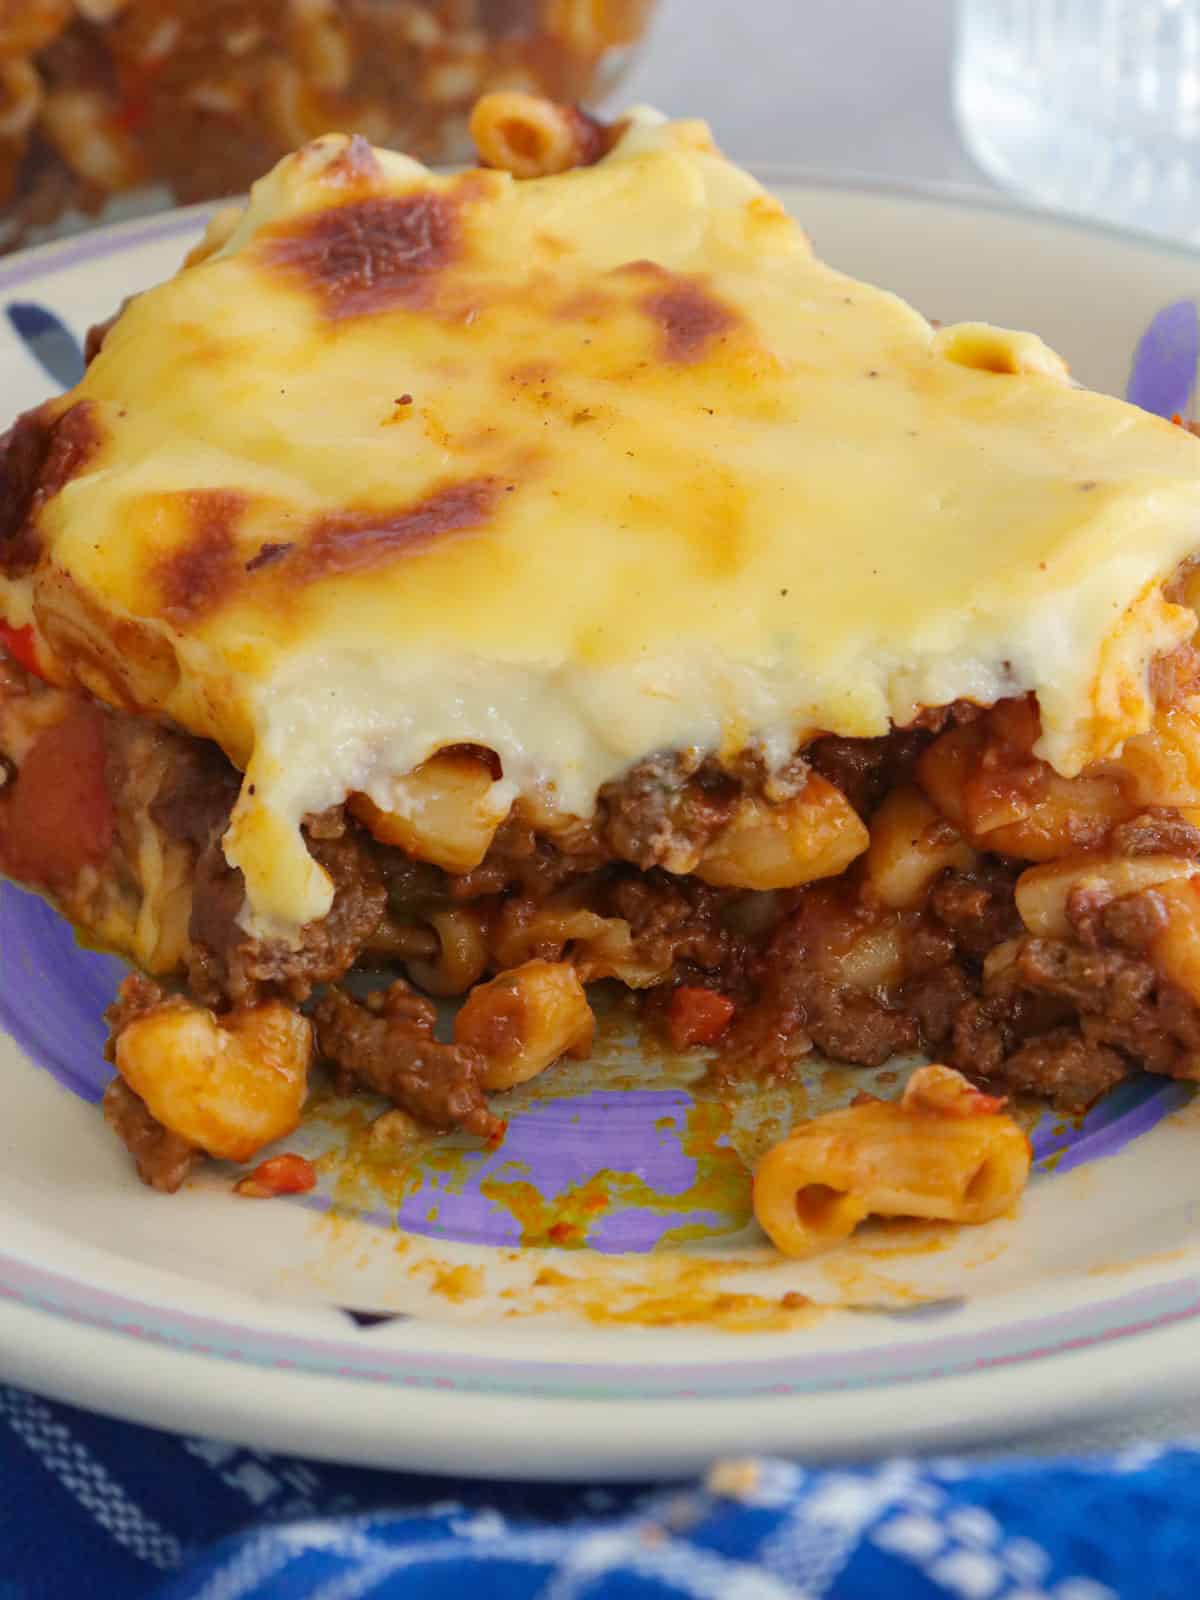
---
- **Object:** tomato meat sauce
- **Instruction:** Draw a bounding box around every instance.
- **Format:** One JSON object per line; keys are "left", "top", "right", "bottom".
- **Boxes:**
{"left": 667, "top": 986, "right": 737, "bottom": 1049}
{"left": 235, "top": 1153, "right": 318, "bottom": 1199}
{"left": 0, "top": 700, "right": 113, "bottom": 888}
{"left": 0, "top": 622, "right": 41, "bottom": 679}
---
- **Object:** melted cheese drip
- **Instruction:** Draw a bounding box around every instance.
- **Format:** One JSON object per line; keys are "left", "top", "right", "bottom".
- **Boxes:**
{"left": 12, "top": 111, "right": 1200, "bottom": 933}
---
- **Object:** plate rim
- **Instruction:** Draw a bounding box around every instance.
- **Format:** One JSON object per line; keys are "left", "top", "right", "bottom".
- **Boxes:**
{"left": 750, "top": 162, "right": 1200, "bottom": 265}
{"left": 5, "top": 1283, "right": 1200, "bottom": 1479}
{"left": 4, "top": 178, "right": 1200, "bottom": 1474}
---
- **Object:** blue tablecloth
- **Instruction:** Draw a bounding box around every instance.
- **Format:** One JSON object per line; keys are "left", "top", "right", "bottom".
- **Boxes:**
{"left": 1, "top": 1381, "right": 1195, "bottom": 1597}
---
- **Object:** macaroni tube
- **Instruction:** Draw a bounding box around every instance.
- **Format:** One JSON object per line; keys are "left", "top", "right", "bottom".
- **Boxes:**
{"left": 753, "top": 1066, "right": 1031, "bottom": 1258}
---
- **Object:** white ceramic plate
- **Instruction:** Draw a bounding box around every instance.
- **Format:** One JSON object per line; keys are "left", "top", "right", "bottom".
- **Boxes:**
{"left": 2, "top": 180, "right": 1200, "bottom": 1480}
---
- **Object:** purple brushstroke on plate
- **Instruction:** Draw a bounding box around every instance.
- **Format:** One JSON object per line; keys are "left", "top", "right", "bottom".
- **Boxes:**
{"left": 0, "top": 881, "right": 118, "bottom": 1103}
{"left": 1126, "top": 299, "right": 1200, "bottom": 418}
{"left": 1030, "top": 1073, "right": 1192, "bottom": 1176}
{"left": 386, "top": 1090, "right": 726, "bottom": 1253}
{"left": 0, "top": 209, "right": 210, "bottom": 295}
{"left": 301, "top": 1088, "right": 726, "bottom": 1251}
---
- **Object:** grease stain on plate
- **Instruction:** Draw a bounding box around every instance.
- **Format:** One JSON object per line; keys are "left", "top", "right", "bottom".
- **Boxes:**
{"left": 511, "top": 1269, "right": 818, "bottom": 1333}
{"left": 409, "top": 1261, "right": 485, "bottom": 1303}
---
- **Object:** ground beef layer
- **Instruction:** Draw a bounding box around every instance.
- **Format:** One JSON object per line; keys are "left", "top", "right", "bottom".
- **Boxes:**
{"left": 3, "top": 645, "right": 1200, "bottom": 1187}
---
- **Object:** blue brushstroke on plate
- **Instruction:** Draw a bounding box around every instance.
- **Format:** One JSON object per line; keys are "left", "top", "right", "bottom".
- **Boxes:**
{"left": 1126, "top": 299, "right": 1199, "bottom": 418}
{"left": 5, "top": 301, "right": 85, "bottom": 390}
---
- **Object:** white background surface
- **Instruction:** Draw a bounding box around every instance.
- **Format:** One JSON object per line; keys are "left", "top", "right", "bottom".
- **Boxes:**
{"left": 625, "top": 0, "right": 1200, "bottom": 1460}
{"left": 621, "top": 0, "right": 982, "bottom": 184}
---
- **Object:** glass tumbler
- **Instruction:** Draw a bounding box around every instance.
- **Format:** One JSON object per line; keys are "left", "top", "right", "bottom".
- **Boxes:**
{"left": 955, "top": 0, "right": 1200, "bottom": 238}
{"left": 0, "top": 1, "right": 659, "bottom": 254}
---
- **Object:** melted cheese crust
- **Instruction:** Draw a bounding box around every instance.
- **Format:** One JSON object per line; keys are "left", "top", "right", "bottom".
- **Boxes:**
{"left": 8, "top": 111, "right": 1200, "bottom": 932}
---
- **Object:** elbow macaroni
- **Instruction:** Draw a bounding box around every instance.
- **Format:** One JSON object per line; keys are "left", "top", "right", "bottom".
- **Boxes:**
{"left": 490, "top": 895, "right": 673, "bottom": 988}
{"left": 469, "top": 91, "right": 600, "bottom": 179}
{"left": 39, "top": 86, "right": 142, "bottom": 191}
{"left": 454, "top": 958, "right": 595, "bottom": 1090}
{"left": 1113, "top": 701, "right": 1200, "bottom": 808}
{"left": 1014, "top": 854, "right": 1199, "bottom": 939}
{"left": 753, "top": 1066, "right": 1031, "bottom": 1258}
{"left": 865, "top": 784, "right": 976, "bottom": 909}
{"left": 113, "top": 996, "right": 313, "bottom": 1164}
{"left": 405, "top": 905, "right": 491, "bottom": 997}
{"left": 696, "top": 775, "right": 869, "bottom": 892}
{"left": 917, "top": 707, "right": 1135, "bottom": 860}
{"left": 350, "top": 749, "right": 514, "bottom": 875}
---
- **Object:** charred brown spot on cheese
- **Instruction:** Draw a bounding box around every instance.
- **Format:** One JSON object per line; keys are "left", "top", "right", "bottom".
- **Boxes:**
{"left": 155, "top": 490, "right": 248, "bottom": 625}
{"left": 153, "top": 479, "right": 506, "bottom": 619}
{"left": 0, "top": 400, "right": 101, "bottom": 578}
{"left": 262, "top": 190, "right": 464, "bottom": 321}
{"left": 641, "top": 276, "right": 741, "bottom": 364}
{"left": 37, "top": 401, "right": 101, "bottom": 499}
{"left": 0, "top": 407, "right": 51, "bottom": 577}
{"left": 244, "top": 541, "right": 293, "bottom": 574}
{"left": 282, "top": 478, "right": 507, "bottom": 584}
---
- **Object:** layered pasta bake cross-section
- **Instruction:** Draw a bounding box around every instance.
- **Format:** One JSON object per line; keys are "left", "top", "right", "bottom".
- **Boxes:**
{"left": 3, "top": 92, "right": 1200, "bottom": 1254}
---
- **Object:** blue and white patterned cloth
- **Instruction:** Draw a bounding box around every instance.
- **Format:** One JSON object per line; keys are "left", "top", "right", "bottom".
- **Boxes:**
{"left": 0, "top": 1382, "right": 1196, "bottom": 1598}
